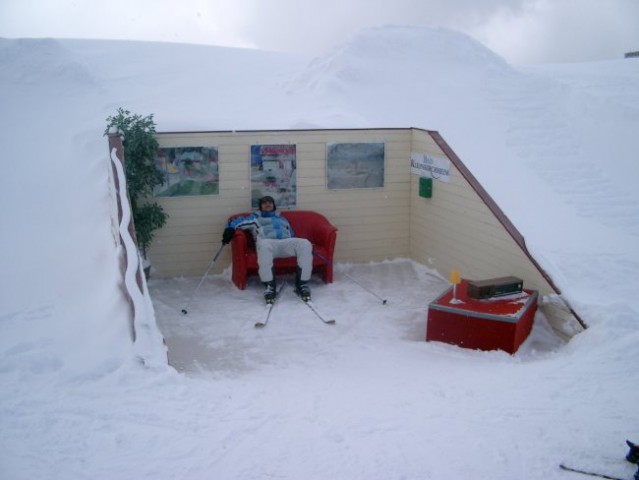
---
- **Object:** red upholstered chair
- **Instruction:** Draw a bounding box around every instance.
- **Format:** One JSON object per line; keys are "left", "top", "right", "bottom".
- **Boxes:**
{"left": 228, "top": 210, "right": 338, "bottom": 290}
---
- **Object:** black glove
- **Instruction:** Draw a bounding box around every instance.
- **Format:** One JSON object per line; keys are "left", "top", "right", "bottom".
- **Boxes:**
{"left": 222, "top": 227, "right": 235, "bottom": 245}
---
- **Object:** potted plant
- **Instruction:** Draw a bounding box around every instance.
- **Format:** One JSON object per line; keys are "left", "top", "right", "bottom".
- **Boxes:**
{"left": 105, "top": 108, "right": 168, "bottom": 278}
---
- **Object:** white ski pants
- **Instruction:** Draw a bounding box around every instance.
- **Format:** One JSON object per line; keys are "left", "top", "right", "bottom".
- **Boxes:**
{"left": 256, "top": 238, "right": 313, "bottom": 282}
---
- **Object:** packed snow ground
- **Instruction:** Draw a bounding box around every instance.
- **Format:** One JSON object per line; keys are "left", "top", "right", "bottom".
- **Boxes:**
{"left": 1, "top": 26, "right": 638, "bottom": 479}
{"left": 151, "top": 260, "right": 564, "bottom": 374}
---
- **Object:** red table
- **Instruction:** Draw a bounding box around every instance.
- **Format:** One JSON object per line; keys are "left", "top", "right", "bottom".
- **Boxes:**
{"left": 426, "top": 279, "right": 538, "bottom": 354}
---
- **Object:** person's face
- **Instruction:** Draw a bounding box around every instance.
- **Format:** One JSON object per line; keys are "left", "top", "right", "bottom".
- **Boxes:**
{"left": 261, "top": 199, "right": 274, "bottom": 212}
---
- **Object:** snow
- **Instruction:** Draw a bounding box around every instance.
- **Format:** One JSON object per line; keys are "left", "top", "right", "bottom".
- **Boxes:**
{"left": 1, "top": 26, "right": 638, "bottom": 479}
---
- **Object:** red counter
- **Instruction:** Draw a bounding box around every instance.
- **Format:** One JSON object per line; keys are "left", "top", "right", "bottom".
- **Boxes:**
{"left": 426, "top": 280, "right": 538, "bottom": 354}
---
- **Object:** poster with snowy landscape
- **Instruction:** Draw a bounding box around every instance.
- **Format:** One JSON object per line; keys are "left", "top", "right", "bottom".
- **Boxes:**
{"left": 250, "top": 144, "right": 297, "bottom": 209}
{"left": 327, "top": 142, "right": 384, "bottom": 189}
{"left": 154, "top": 146, "right": 219, "bottom": 197}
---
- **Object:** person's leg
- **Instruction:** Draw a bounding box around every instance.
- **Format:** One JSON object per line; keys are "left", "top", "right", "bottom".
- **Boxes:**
{"left": 274, "top": 238, "right": 313, "bottom": 279}
{"left": 278, "top": 238, "right": 313, "bottom": 300}
{"left": 256, "top": 239, "right": 276, "bottom": 282}
{"left": 294, "top": 239, "right": 313, "bottom": 281}
{"left": 256, "top": 239, "right": 277, "bottom": 302}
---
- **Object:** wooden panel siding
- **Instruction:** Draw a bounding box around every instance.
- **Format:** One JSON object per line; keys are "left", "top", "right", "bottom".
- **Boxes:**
{"left": 150, "top": 129, "right": 412, "bottom": 276}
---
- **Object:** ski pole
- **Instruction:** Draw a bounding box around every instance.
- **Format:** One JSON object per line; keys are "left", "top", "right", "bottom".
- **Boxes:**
{"left": 312, "top": 250, "right": 387, "bottom": 305}
{"left": 181, "top": 243, "right": 226, "bottom": 315}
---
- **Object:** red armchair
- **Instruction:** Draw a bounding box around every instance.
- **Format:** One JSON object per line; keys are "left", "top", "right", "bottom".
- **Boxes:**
{"left": 228, "top": 210, "right": 338, "bottom": 290}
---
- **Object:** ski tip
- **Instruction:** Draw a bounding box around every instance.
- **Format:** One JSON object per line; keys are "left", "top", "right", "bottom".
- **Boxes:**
{"left": 559, "top": 463, "right": 626, "bottom": 480}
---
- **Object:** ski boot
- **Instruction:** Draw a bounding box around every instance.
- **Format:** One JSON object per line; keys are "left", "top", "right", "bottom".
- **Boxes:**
{"left": 263, "top": 280, "right": 277, "bottom": 304}
{"left": 627, "top": 440, "right": 639, "bottom": 464}
{"left": 294, "top": 267, "right": 311, "bottom": 302}
{"left": 295, "top": 281, "right": 311, "bottom": 302}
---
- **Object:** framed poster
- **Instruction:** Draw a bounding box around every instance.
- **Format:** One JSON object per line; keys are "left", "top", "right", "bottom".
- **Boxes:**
{"left": 154, "top": 147, "right": 219, "bottom": 197}
{"left": 327, "top": 142, "right": 384, "bottom": 189}
{"left": 250, "top": 144, "right": 297, "bottom": 209}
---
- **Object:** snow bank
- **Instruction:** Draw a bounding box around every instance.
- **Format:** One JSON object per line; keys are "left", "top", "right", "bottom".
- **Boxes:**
{"left": 0, "top": 26, "right": 638, "bottom": 480}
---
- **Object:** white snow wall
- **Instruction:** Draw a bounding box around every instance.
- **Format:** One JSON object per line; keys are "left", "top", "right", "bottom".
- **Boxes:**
{"left": 108, "top": 134, "right": 168, "bottom": 367}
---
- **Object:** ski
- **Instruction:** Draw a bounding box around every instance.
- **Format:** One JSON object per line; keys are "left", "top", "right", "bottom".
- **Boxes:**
{"left": 559, "top": 463, "right": 627, "bottom": 480}
{"left": 254, "top": 303, "right": 274, "bottom": 328}
{"left": 296, "top": 295, "right": 336, "bottom": 324}
{"left": 255, "top": 283, "right": 286, "bottom": 328}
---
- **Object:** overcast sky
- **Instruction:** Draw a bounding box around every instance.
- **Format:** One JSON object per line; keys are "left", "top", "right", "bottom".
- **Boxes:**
{"left": 1, "top": 0, "right": 638, "bottom": 64}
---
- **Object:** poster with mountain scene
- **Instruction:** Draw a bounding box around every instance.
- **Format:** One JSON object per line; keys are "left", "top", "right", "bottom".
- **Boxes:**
{"left": 327, "top": 142, "right": 384, "bottom": 189}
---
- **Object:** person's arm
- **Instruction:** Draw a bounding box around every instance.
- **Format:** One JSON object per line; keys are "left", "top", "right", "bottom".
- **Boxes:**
{"left": 222, "top": 213, "right": 258, "bottom": 244}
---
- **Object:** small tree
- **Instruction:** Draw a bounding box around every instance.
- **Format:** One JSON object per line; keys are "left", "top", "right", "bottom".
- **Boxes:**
{"left": 105, "top": 108, "right": 168, "bottom": 259}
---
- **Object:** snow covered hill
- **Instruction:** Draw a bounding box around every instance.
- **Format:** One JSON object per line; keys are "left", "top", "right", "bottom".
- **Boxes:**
{"left": 0, "top": 26, "right": 638, "bottom": 480}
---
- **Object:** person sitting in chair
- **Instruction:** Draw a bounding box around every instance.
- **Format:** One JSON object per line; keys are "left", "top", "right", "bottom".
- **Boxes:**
{"left": 222, "top": 196, "right": 312, "bottom": 303}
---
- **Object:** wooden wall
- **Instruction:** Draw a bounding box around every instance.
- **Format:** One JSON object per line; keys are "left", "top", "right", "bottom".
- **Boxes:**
{"left": 150, "top": 129, "right": 412, "bottom": 277}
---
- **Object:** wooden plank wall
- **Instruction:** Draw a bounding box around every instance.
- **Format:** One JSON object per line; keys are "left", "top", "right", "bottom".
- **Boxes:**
{"left": 149, "top": 129, "right": 412, "bottom": 277}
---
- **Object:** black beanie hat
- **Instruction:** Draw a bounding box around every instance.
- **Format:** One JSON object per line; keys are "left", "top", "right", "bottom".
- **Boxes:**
{"left": 258, "top": 195, "right": 276, "bottom": 211}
